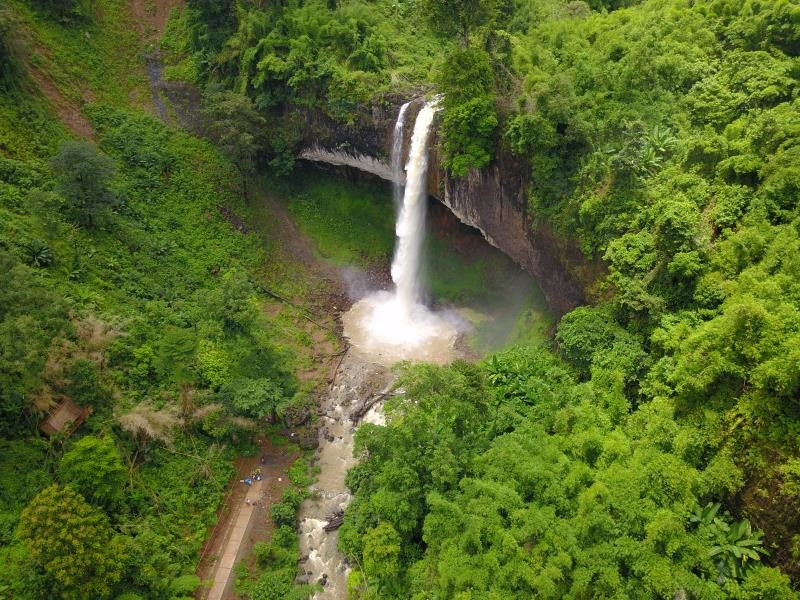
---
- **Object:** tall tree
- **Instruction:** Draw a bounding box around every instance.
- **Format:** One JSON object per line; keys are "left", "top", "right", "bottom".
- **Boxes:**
{"left": 202, "top": 90, "right": 266, "bottom": 202}
{"left": 49, "top": 141, "right": 116, "bottom": 229}
{"left": 420, "top": 0, "right": 505, "bottom": 46}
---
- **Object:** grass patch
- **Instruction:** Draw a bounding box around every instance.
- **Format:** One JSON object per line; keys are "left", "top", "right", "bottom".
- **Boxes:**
{"left": 422, "top": 216, "right": 554, "bottom": 353}
{"left": 468, "top": 291, "right": 553, "bottom": 355}
{"left": 0, "top": 86, "right": 66, "bottom": 160}
{"left": 286, "top": 170, "right": 395, "bottom": 268}
{"left": 424, "top": 235, "right": 501, "bottom": 305}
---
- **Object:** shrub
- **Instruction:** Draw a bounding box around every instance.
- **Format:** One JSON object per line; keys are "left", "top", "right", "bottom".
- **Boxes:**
{"left": 270, "top": 487, "right": 306, "bottom": 527}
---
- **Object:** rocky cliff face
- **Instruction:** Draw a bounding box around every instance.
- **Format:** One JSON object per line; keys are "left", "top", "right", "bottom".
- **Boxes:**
{"left": 298, "top": 97, "right": 601, "bottom": 316}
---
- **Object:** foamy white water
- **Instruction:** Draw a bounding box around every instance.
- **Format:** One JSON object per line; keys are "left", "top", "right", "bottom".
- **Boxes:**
{"left": 343, "top": 99, "right": 461, "bottom": 366}
{"left": 342, "top": 290, "right": 461, "bottom": 365}
{"left": 391, "top": 102, "right": 436, "bottom": 312}
{"left": 296, "top": 353, "right": 393, "bottom": 600}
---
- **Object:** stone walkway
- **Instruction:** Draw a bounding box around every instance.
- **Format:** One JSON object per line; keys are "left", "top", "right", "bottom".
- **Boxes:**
{"left": 205, "top": 478, "right": 265, "bottom": 600}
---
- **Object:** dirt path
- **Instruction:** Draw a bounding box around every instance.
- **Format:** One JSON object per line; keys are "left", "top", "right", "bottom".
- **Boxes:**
{"left": 26, "top": 64, "right": 96, "bottom": 140}
{"left": 8, "top": 11, "right": 96, "bottom": 140}
{"left": 197, "top": 439, "right": 297, "bottom": 599}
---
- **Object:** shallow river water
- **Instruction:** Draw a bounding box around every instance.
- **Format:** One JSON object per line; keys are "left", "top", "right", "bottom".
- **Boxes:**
{"left": 296, "top": 349, "right": 393, "bottom": 599}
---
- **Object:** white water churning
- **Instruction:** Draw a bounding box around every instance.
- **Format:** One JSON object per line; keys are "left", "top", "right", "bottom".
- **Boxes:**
{"left": 343, "top": 100, "right": 461, "bottom": 366}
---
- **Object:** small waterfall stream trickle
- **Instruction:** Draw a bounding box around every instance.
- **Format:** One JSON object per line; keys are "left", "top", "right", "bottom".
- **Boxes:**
{"left": 391, "top": 101, "right": 411, "bottom": 208}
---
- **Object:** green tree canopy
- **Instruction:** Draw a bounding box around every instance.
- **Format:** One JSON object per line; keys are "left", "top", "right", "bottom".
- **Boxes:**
{"left": 362, "top": 522, "right": 402, "bottom": 589}
{"left": 221, "top": 377, "right": 286, "bottom": 421}
{"left": 437, "top": 47, "right": 498, "bottom": 176}
{"left": 16, "top": 484, "right": 125, "bottom": 599}
{"left": 202, "top": 90, "right": 266, "bottom": 201}
{"left": 48, "top": 141, "right": 116, "bottom": 228}
{"left": 420, "top": 0, "right": 507, "bottom": 45}
{"left": 59, "top": 436, "right": 126, "bottom": 509}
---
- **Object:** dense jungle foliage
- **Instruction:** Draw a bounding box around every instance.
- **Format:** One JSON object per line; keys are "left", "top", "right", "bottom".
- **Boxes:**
{"left": 3, "top": 0, "right": 800, "bottom": 598}
{"left": 0, "top": 1, "right": 332, "bottom": 598}
{"left": 164, "top": 0, "right": 800, "bottom": 596}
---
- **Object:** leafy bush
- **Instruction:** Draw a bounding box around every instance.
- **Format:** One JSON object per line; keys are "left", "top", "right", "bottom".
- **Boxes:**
{"left": 169, "top": 574, "right": 201, "bottom": 596}
{"left": 33, "top": 0, "right": 94, "bottom": 24}
{"left": 270, "top": 487, "right": 306, "bottom": 528}
{"left": 221, "top": 377, "right": 285, "bottom": 421}
{"left": 440, "top": 96, "right": 498, "bottom": 176}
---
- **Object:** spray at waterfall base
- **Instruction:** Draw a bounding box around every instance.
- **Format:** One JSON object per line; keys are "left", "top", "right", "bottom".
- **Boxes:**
{"left": 343, "top": 100, "right": 465, "bottom": 366}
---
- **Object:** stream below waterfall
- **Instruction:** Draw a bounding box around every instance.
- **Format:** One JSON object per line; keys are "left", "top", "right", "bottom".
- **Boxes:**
{"left": 296, "top": 337, "right": 467, "bottom": 598}
{"left": 296, "top": 351, "right": 392, "bottom": 598}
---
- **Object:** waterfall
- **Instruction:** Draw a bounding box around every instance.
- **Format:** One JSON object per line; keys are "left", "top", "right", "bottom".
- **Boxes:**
{"left": 342, "top": 98, "right": 459, "bottom": 365}
{"left": 391, "top": 101, "right": 437, "bottom": 315}
{"left": 391, "top": 101, "right": 411, "bottom": 208}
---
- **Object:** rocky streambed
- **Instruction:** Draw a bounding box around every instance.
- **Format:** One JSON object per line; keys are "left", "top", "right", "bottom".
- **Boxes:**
{"left": 296, "top": 349, "right": 394, "bottom": 599}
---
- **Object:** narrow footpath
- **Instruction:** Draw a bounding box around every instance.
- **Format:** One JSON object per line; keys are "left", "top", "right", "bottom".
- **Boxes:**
{"left": 197, "top": 443, "right": 296, "bottom": 600}
{"left": 205, "top": 477, "right": 265, "bottom": 600}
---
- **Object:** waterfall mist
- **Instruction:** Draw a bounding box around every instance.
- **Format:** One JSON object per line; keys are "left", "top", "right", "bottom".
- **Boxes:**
{"left": 342, "top": 99, "right": 462, "bottom": 366}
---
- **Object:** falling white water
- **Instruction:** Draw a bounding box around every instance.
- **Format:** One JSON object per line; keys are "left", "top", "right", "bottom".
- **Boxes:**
{"left": 392, "top": 102, "right": 436, "bottom": 312}
{"left": 391, "top": 101, "right": 411, "bottom": 207}
{"left": 298, "top": 101, "right": 465, "bottom": 600}
{"left": 343, "top": 99, "right": 462, "bottom": 366}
